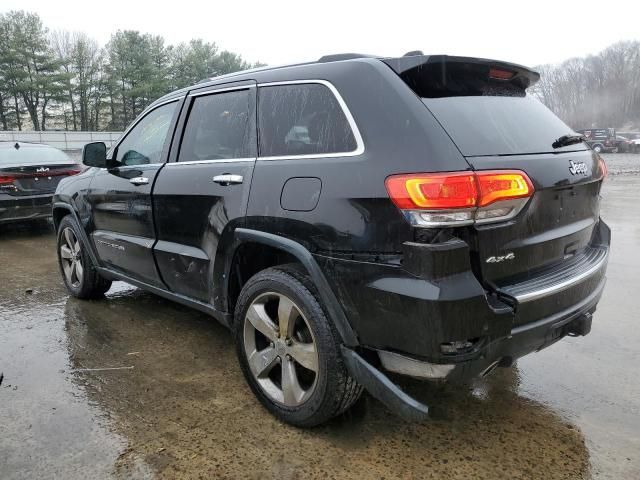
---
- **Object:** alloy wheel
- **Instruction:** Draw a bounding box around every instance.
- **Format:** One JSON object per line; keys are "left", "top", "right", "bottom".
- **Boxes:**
{"left": 243, "top": 292, "right": 319, "bottom": 407}
{"left": 60, "top": 227, "right": 84, "bottom": 288}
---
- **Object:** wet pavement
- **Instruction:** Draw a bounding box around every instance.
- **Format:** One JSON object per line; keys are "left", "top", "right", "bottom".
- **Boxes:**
{"left": 1, "top": 155, "right": 639, "bottom": 479}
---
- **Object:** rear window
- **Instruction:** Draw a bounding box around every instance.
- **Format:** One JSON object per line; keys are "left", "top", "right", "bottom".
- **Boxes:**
{"left": 423, "top": 95, "right": 585, "bottom": 157}
{"left": 258, "top": 83, "right": 357, "bottom": 157}
{"left": 0, "top": 145, "right": 72, "bottom": 164}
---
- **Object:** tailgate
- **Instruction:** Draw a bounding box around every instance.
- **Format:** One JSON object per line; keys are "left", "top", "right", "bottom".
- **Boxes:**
{"left": 465, "top": 150, "right": 603, "bottom": 285}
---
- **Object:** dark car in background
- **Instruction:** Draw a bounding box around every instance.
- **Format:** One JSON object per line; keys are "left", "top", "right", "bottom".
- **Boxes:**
{"left": 0, "top": 142, "right": 81, "bottom": 224}
{"left": 53, "top": 53, "right": 610, "bottom": 427}
{"left": 618, "top": 131, "right": 640, "bottom": 153}
{"left": 613, "top": 135, "right": 634, "bottom": 153}
{"left": 576, "top": 128, "right": 618, "bottom": 153}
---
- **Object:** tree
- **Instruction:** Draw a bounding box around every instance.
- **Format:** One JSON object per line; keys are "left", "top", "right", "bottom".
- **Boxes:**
{"left": 0, "top": 11, "right": 68, "bottom": 130}
{"left": 533, "top": 41, "right": 640, "bottom": 130}
{"left": 0, "top": 11, "right": 261, "bottom": 131}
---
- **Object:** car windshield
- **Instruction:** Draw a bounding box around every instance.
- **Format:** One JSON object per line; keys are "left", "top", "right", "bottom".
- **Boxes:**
{"left": 0, "top": 144, "right": 71, "bottom": 164}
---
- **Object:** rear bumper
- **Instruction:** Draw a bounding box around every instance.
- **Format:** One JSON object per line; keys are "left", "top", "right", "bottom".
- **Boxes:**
{"left": 0, "top": 194, "right": 53, "bottom": 223}
{"left": 321, "top": 220, "right": 610, "bottom": 382}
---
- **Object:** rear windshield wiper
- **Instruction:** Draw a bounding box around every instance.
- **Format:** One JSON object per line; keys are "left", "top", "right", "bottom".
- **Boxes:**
{"left": 552, "top": 134, "right": 586, "bottom": 149}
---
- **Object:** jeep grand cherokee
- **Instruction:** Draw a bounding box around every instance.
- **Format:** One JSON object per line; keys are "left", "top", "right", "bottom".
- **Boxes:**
{"left": 53, "top": 53, "right": 610, "bottom": 427}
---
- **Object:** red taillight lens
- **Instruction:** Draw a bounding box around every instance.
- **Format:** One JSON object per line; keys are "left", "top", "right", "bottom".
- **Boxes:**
{"left": 385, "top": 170, "right": 534, "bottom": 227}
{"left": 0, "top": 174, "right": 15, "bottom": 185}
{"left": 599, "top": 157, "right": 608, "bottom": 178}
{"left": 385, "top": 172, "right": 477, "bottom": 210}
{"left": 66, "top": 167, "right": 82, "bottom": 176}
{"left": 476, "top": 172, "right": 534, "bottom": 207}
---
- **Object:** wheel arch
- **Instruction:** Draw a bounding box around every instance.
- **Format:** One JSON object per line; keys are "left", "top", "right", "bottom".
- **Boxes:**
{"left": 52, "top": 202, "right": 100, "bottom": 268}
{"left": 220, "top": 228, "right": 359, "bottom": 347}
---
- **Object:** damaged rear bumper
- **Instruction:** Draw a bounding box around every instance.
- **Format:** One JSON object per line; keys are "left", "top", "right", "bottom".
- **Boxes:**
{"left": 341, "top": 277, "right": 604, "bottom": 421}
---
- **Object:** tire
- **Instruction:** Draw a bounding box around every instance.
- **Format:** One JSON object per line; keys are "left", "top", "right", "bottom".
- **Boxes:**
{"left": 234, "top": 265, "right": 363, "bottom": 427}
{"left": 593, "top": 144, "right": 603, "bottom": 153}
{"left": 57, "top": 215, "right": 112, "bottom": 299}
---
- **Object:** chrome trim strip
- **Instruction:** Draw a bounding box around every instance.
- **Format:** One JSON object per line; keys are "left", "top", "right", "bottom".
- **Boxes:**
{"left": 188, "top": 84, "right": 256, "bottom": 98}
{"left": 256, "top": 79, "right": 365, "bottom": 160}
{"left": 95, "top": 162, "right": 164, "bottom": 170}
{"left": 512, "top": 249, "right": 609, "bottom": 303}
{"left": 166, "top": 158, "right": 255, "bottom": 166}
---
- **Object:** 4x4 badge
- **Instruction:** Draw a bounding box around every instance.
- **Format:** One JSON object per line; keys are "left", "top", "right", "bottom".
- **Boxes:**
{"left": 486, "top": 253, "right": 515, "bottom": 263}
{"left": 569, "top": 160, "right": 588, "bottom": 176}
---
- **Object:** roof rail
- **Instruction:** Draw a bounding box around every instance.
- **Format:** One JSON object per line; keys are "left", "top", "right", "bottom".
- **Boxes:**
{"left": 317, "top": 53, "right": 376, "bottom": 63}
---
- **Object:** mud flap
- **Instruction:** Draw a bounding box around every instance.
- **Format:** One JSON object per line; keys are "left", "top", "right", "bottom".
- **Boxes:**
{"left": 341, "top": 346, "right": 430, "bottom": 422}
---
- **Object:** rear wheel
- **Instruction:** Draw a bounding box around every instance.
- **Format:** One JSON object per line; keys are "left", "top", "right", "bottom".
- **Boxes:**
{"left": 234, "top": 265, "right": 362, "bottom": 427}
{"left": 57, "top": 216, "right": 111, "bottom": 299}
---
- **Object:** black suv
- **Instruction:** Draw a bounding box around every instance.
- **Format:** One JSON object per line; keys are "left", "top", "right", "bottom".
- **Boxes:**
{"left": 53, "top": 54, "right": 610, "bottom": 427}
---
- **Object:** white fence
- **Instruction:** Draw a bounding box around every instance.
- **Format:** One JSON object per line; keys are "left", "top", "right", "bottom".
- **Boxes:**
{"left": 0, "top": 131, "right": 123, "bottom": 151}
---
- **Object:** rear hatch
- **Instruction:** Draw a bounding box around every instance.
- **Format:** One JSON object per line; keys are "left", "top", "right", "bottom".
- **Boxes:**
{"left": 0, "top": 143, "right": 81, "bottom": 196}
{"left": 384, "top": 56, "right": 607, "bottom": 313}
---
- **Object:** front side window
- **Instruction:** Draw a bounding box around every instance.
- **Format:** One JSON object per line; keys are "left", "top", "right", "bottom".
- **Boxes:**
{"left": 116, "top": 101, "right": 178, "bottom": 166}
{"left": 179, "top": 89, "right": 253, "bottom": 161}
{"left": 258, "top": 83, "right": 357, "bottom": 157}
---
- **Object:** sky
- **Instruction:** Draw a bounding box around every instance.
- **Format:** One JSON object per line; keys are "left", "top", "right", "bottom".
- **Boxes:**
{"left": 2, "top": 0, "right": 640, "bottom": 68}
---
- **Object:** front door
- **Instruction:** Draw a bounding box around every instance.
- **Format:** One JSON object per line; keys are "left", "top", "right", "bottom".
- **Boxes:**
{"left": 152, "top": 81, "right": 257, "bottom": 303}
{"left": 87, "top": 99, "right": 182, "bottom": 287}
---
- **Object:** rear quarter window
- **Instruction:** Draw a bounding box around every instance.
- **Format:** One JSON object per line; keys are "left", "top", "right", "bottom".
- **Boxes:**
{"left": 258, "top": 83, "right": 357, "bottom": 158}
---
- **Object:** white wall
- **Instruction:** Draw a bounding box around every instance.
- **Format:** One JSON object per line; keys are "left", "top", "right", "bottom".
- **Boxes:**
{"left": 0, "top": 131, "right": 123, "bottom": 151}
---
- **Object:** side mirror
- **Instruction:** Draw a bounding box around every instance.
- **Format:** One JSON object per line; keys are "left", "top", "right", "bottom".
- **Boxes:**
{"left": 82, "top": 142, "right": 109, "bottom": 168}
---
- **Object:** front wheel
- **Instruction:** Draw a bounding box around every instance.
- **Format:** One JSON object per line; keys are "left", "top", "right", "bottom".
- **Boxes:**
{"left": 593, "top": 144, "right": 603, "bottom": 153}
{"left": 57, "top": 216, "right": 111, "bottom": 299}
{"left": 234, "top": 265, "right": 362, "bottom": 427}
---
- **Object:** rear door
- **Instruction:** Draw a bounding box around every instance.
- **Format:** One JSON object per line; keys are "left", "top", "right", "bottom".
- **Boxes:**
{"left": 152, "top": 81, "right": 257, "bottom": 303}
{"left": 87, "top": 99, "right": 182, "bottom": 286}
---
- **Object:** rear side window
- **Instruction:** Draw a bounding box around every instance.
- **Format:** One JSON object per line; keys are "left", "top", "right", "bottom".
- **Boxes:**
{"left": 179, "top": 89, "right": 254, "bottom": 161}
{"left": 258, "top": 83, "right": 357, "bottom": 157}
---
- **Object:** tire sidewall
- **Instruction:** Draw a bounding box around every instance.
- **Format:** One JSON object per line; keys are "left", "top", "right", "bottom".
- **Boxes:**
{"left": 57, "top": 216, "right": 92, "bottom": 297}
{"left": 234, "top": 269, "right": 340, "bottom": 426}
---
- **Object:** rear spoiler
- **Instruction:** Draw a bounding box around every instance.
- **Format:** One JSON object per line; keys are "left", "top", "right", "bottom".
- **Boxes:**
{"left": 382, "top": 54, "right": 540, "bottom": 95}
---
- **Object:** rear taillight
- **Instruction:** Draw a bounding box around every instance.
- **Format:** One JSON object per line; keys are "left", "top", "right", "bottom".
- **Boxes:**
{"left": 66, "top": 167, "right": 82, "bottom": 176}
{"left": 599, "top": 157, "right": 608, "bottom": 179}
{"left": 0, "top": 174, "right": 17, "bottom": 192}
{"left": 385, "top": 170, "right": 534, "bottom": 227}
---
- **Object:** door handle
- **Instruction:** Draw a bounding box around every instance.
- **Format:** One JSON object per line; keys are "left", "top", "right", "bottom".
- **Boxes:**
{"left": 212, "top": 174, "right": 243, "bottom": 185}
{"left": 129, "top": 176, "right": 149, "bottom": 186}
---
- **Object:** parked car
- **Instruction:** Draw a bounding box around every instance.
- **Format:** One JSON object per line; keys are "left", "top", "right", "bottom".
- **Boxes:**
{"left": 618, "top": 132, "right": 640, "bottom": 153}
{"left": 613, "top": 135, "right": 634, "bottom": 153}
{"left": 53, "top": 53, "right": 610, "bottom": 427}
{"left": 0, "top": 142, "right": 81, "bottom": 224}
{"left": 576, "top": 128, "right": 618, "bottom": 153}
